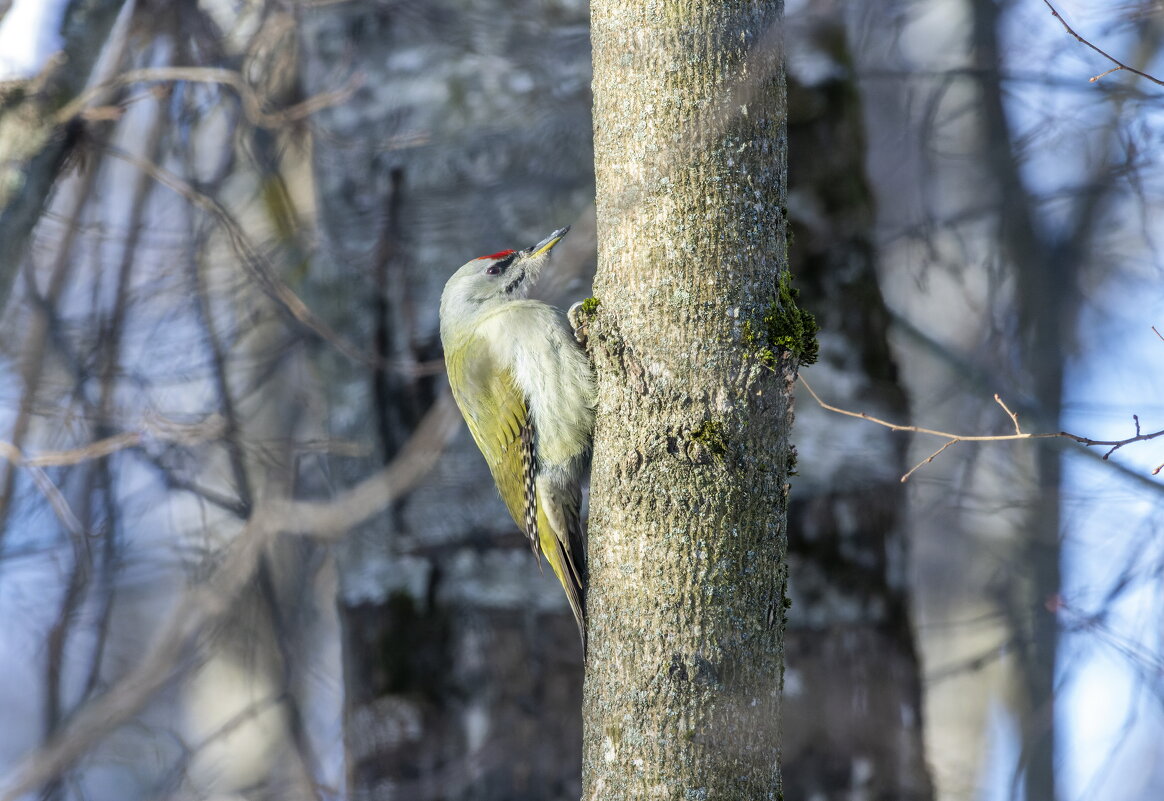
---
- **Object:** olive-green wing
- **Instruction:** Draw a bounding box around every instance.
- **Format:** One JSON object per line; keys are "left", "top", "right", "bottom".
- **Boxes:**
{"left": 447, "top": 335, "right": 539, "bottom": 555}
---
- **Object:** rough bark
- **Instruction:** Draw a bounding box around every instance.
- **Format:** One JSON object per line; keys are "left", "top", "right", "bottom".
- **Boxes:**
{"left": 781, "top": 21, "right": 933, "bottom": 800}
{"left": 583, "top": 2, "right": 796, "bottom": 797}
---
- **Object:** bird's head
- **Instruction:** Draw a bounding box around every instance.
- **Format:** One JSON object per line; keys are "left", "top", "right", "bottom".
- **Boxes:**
{"left": 439, "top": 226, "right": 570, "bottom": 334}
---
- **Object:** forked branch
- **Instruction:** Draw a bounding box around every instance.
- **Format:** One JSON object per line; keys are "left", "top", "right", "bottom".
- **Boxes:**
{"left": 799, "top": 376, "right": 1164, "bottom": 482}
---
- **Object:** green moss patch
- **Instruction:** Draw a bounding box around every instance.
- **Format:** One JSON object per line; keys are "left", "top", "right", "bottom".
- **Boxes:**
{"left": 743, "top": 271, "right": 818, "bottom": 366}
{"left": 689, "top": 420, "right": 728, "bottom": 461}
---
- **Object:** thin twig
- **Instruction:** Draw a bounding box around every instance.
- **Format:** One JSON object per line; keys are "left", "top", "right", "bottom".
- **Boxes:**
{"left": 1060, "top": 426, "right": 1164, "bottom": 455}
{"left": 901, "top": 439, "right": 958, "bottom": 483}
{"left": 799, "top": 375, "right": 1164, "bottom": 482}
{"left": 1042, "top": 1, "right": 1164, "bottom": 87}
{"left": 1090, "top": 66, "right": 1123, "bottom": 83}
{"left": 800, "top": 376, "right": 1056, "bottom": 442}
{"left": 994, "top": 394, "right": 1022, "bottom": 435}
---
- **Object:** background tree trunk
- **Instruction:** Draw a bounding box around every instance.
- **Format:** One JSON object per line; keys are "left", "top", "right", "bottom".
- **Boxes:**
{"left": 781, "top": 18, "right": 934, "bottom": 801}
{"left": 972, "top": 3, "right": 1080, "bottom": 796}
{"left": 583, "top": 1, "right": 798, "bottom": 797}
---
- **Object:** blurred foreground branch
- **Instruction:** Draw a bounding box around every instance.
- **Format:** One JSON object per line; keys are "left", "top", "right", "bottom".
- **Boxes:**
{"left": 0, "top": 392, "right": 461, "bottom": 801}
{"left": 55, "top": 66, "right": 363, "bottom": 128}
{"left": 0, "top": 416, "right": 225, "bottom": 468}
{"left": 105, "top": 144, "right": 382, "bottom": 369}
{"left": 0, "top": 0, "right": 130, "bottom": 311}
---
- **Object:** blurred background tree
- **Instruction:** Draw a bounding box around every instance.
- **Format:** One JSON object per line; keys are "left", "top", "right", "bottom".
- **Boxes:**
{"left": 0, "top": 1, "right": 1162, "bottom": 801}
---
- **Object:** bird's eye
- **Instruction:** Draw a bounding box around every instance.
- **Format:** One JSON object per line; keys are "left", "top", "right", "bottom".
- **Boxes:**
{"left": 485, "top": 263, "right": 503, "bottom": 276}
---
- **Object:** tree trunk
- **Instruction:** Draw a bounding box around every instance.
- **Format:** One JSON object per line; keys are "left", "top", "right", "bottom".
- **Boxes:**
{"left": 583, "top": 2, "right": 801, "bottom": 797}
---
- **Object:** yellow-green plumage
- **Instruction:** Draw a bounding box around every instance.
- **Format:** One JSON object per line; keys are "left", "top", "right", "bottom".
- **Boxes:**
{"left": 439, "top": 228, "right": 594, "bottom": 645}
{"left": 444, "top": 335, "right": 530, "bottom": 533}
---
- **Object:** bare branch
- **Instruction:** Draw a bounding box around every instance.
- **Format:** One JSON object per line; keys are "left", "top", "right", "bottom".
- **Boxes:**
{"left": 54, "top": 66, "right": 363, "bottom": 128}
{"left": 799, "top": 376, "right": 1164, "bottom": 482}
{"left": 1042, "top": 1, "right": 1164, "bottom": 87}
{"left": 800, "top": 376, "right": 1055, "bottom": 442}
{"left": 926, "top": 636, "right": 1018, "bottom": 685}
{"left": 0, "top": 392, "right": 461, "bottom": 800}
{"left": 103, "top": 144, "right": 382, "bottom": 369}
{"left": 994, "top": 393, "right": 1022, "bottom": 435}
{"left": 901, "top": 439, "right": 958, "bottom": 483}
{"left": 0, "top": 513, "right": 270, "bottom": 801}
{"left": 268, "top": 392, "right": 463, "bottom": 539}
{"left": 1059, "top": 425, "right": 1164, "bottom": 458}
{"left": 0, "top": 432, "right": 140, "bottom": 468}
{"left": 0, "top": 415, "right": 227, "bottom": 469}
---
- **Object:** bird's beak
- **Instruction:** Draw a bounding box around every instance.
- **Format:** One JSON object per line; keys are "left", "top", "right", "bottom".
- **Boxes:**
{"left": 526, "top": 226, "right": 570, "bottom": 257}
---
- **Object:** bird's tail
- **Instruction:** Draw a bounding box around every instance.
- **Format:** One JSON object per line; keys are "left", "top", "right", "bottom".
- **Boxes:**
{"left": 537, "top": 495, "right": 587, "bottom": 648}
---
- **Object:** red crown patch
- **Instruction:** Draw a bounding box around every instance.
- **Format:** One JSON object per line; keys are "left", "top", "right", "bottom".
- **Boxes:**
{"left": 476, "top": 249, "right": 516, "bottom": 261}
